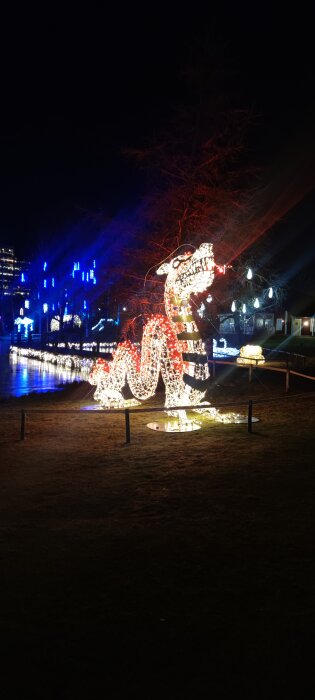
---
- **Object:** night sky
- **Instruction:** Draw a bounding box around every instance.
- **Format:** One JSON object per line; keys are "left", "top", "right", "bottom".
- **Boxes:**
{"left": 1, "top": 4, "right": 314, "bottom": 293}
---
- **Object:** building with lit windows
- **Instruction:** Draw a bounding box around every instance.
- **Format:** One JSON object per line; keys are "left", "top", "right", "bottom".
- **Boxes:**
{"left": 0, "top": 247, "right": 30, "bottom": 334}
{"left": 0, "top": 247, "right": 29, "bottom": 296}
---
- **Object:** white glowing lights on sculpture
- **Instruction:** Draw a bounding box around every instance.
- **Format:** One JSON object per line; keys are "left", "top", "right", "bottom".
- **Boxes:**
{"left": 213, "top": 338, "right": 239, "bottom": 358}
{"left": 90, "top": 243, "right": 241, "bottom": 427}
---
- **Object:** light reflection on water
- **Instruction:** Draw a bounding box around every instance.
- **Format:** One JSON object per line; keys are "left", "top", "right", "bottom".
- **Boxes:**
{"left": 0, "top": 340, "right": 89, "bottom": 398}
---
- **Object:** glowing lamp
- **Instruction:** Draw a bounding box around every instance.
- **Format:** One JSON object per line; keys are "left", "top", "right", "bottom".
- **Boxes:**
{"left": 231, "top": 301, "right": 236, "bottom": 312}
{"left": 268, "top": 287, "right": 273, "bottom": 298}
{"left": 254, "top": 298, "right": 260, "bottom": 309}
{"left": 242, "top": 303, "right": 246, "bottom": 313}
{"left": 246, "top": 268, "right": 253, "bottom": 280}
{"left": 197, "top": 302, "right": 205, "bottom": 318}
{"left": 237, "top": 345, "right": 265, "bottom": 365}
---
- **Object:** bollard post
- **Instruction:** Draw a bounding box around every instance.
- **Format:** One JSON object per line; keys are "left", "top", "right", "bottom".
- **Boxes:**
{"left": 21, "top": 409, "right": 26, "bottom": 441}
{"left": 125, "top": 408, "right": 131, "bottom": 444}
{"left": 249, "top": 364, "right": 253, "bottom": 383}
{"left": 286, "top": 369, "right": 290, "bottom": 393}
{"left": 248, "top": 400, "right": 253, "bottom": 434}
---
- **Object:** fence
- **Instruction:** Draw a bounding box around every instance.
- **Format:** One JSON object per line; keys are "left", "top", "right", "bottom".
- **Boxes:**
{"left": 3, "top": 353, "right": 314, "bottom": 443}
{"left": 262, "top": 346, "right": 308, "bottom": 366}
{"left": 16, "top": 400, "right": 259, "bottom": 442}
{"left": 18, "top": 388, "right": 315, "bottom": 444}
{"left": 210, "top": 358, "right": 315, "bottom": 393}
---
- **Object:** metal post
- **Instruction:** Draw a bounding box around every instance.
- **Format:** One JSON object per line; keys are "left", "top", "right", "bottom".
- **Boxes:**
{"left": 249, "top": 364, "right": 253, "bottom": 383}
{"left": 286, "top": 369, "right": 290, "bottom": 393}
{"left": 125, "top": 408, "right": 131, "bottom": 444}
{"left": 21, "top": 409, "right": 26, "bottom": 440}
{"left": 248, "top": 400, "right": 253, "bottom": 433}
{"left": 212, "top": 359, "right": 216, "bottom": 377}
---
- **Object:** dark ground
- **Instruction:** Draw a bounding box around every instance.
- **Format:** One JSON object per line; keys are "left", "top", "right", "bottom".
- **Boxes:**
{"left": 0, "top": 369, "right": 314, "bottom": 698}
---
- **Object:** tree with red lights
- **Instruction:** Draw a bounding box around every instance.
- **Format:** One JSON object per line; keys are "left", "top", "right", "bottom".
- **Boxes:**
{"left": 112, "top": 43, "right": 285, "bottom": 350}
{"left": 114, "top": 48, "right": 256, "bottom": 341}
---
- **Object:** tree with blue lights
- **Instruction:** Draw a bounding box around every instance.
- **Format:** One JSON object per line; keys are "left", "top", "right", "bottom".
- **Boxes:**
{"left": 26, "top": 255, "right": 99, "bottom": 339}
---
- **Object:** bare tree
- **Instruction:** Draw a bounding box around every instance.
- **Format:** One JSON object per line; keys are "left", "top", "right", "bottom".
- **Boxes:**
{"left": 112, "top": 45, "right": 257, "bottom": 336}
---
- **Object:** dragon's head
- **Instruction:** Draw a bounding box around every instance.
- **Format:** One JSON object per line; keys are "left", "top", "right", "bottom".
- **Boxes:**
{"left": 156, "top": 243, "right": 215, "bottom": 303}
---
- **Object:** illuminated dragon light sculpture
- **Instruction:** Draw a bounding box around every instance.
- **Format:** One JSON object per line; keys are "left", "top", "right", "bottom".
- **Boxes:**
{"left": 90, "top": 243, "right": 233, "bottom": 424}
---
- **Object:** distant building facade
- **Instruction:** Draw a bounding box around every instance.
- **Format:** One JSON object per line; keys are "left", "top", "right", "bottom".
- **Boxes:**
{"left": 218, "top": 312, "right": 276, "bottom": 336}
{"left": 290, "top": 314, "right": 314, "bottom": 336}
{"left": 0, "top": 247, "right": 30, "bottom": 333}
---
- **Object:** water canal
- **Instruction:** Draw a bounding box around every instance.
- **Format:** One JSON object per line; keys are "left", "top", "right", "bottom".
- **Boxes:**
{"left": 0, "top": 338, "right": 87, "bottom": 398}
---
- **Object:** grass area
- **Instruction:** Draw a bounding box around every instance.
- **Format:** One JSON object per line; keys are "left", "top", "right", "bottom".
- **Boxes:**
{"left": 258, "top": 335, "right": 315, "bottom": 374}
{"left": 0, "top": 376, "right": 315, "bottom": 698}
{"left": 262, "top": 333, "right": 315, "bottom": 356}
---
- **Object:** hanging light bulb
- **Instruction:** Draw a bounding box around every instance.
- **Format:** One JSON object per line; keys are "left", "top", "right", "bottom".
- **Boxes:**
{"left": 246, "top": 268, "right": 253, "bottom": 280}
{"left": 231, "top": 300, "right": 236, "bottom": 312}
{"left": 268, "top": 287, "right": 273, "bottom": 298}
{"left": 197, "top": 302, "right": 205, "bottom": 318}
{"left": 242, "top": 303, "right": 246, "bottom": 313}
{"left": 254, "top": 298, "right": 260, "bottom": 308}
